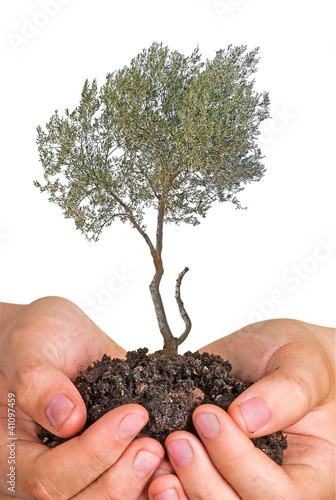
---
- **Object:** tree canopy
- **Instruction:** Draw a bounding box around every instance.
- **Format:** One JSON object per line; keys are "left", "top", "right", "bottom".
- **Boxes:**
{"left": 36, "top": 42, "right": 269, "bottom": 241}
{"left": 35, "top": 42, "right": 270, "bottom": 356}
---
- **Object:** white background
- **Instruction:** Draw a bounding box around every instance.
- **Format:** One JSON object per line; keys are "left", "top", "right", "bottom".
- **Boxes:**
{"left": 1, "top": 0, "right": 335, "bottom": 353}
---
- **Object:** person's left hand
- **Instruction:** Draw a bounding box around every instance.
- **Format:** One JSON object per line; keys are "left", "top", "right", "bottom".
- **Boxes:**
{"left": 0, "top": 297, "right": 164, "bottom": 499}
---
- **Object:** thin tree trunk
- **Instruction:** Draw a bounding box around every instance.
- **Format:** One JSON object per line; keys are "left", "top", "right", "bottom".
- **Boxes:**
{"left": 149, "top": 195, "right": 179, "bottom": 358}
{"left": 149, "top": 259, "right": 178, "bottom": 358}
{"left": 118, "top": 190, "right": 191, "bottom": 358}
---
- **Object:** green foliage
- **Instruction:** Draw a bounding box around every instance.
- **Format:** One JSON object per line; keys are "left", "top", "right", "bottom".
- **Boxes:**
{"left": 35, "top": 42, "right": 270, "bottom": 241}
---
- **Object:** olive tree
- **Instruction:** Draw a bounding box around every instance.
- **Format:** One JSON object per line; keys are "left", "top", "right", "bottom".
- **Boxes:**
{"left": 35, "top": 42, "right": 270, "bottom": 357}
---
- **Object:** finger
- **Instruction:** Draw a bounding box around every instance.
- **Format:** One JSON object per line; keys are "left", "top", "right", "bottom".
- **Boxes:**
{"left": 142, "top": 458, "right": 175, "bottom": 499}
{"left": 148, "top": 473, "right": 189, "bottom": 500}
{"left": 228, "top": 337, "right": 333, "bottom": 438}
{"left": 193, "top": 405, "right": 295, "bottom": 499}
{"left": 201, "top": 319, "right": 334, "bottom": 437}
{"left": 164, "top": 431, "right": 240, "bottom": 499}
{"left": 75, "top": 437, "right": 164, "bottom": 499}
{"left": 1, "top": 346, "right": 87, "bottom": 437}
{"left": 19, "top": 404, "right": 149, "bottom": 500}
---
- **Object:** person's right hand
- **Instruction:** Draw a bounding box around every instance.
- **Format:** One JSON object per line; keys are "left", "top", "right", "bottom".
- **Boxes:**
{"left": 0, "top": 297, "right": 164, "bottom": 499}
{"left": 148, "top": 319, "right": 335, "bottom": 499}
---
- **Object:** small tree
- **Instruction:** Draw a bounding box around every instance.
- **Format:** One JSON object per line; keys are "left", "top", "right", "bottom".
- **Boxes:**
{"left": 35, "top": 42, "right": 270, "bottom": 358}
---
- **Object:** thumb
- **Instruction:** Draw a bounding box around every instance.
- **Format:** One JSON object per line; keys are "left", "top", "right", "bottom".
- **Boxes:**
{"left": 228, "top": 337, "right": 333, "bottom": 437}
{"left": 3, "top": 352, "right": 86, "bottom": 438}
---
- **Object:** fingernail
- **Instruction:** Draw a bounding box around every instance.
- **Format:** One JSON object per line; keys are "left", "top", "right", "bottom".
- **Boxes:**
{"left": 239, "top": 397, "right": 270, "bottom": 433}
{"left": 46, "top": 395, "right": 74, "bottom": 430}
{"left": 166, "top": 439, "right": 193, "bottom": 467}
{"left": 194, "top": 412, "right": 220, "bottom": 439}
{"left": 133, "top": 450, "right": 161, "bottom": 479}
{"left": 154, "top": 489, "right": 179, "bottom": 500}
{"left": 118, "top": 413, "right": 147, "bottom": 439}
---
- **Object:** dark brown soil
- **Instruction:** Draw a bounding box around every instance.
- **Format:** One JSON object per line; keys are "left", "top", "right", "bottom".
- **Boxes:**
{"left": 39, "top": 348, "right": 287, "bottom": 465}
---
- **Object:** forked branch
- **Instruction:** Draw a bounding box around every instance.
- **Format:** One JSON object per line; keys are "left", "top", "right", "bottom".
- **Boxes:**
{"left": 175, "top": 267, "right": 192, "bottom": 346}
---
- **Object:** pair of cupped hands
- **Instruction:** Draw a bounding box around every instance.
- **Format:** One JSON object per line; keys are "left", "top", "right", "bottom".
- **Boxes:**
{"left": 0, "top": 297, "right": 335, "bottom": 500}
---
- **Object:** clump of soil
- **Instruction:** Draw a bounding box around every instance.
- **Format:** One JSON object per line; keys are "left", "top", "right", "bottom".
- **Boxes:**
{"left": 39, "top": 348, "right": 287, "bottom": 465}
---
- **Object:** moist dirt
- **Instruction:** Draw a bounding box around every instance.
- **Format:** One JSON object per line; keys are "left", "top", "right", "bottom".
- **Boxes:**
{"left": 39, "top": 348, "right": 287, "bottom": 465}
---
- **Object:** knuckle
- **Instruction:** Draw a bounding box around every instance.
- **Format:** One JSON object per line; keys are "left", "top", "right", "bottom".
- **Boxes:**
{"left": 183, "top": 480, "right": 218, "bottom": 500}
{"left": 93, "top": 473, "right": 136, "bottom": 500}
{"left": 12, "top": 364, "right": 47, "bottom": 405}
{"left": 99, "top": 486, "right": 129, "bottom": 500}
{"left": 288, "top": 372, "right": 315, "bottom": 409}
{"left": 82, "top": 446, "right": 111, "bottom": 475}
{"left": 25, "top": 472, "right": 63, "bottom": 500}
{"left": 98, "top": 491, "right": 115, "bottom": 500}
{"left": 216, "top": 453, "right": 242, "bottom": 476}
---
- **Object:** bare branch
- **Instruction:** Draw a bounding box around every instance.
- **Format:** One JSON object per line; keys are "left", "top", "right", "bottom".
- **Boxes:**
{"left": 108, "top": 190, "right": 158, "bottom": 261}
{"left": 174, "top": 267, "right": 192, "bottom": 346}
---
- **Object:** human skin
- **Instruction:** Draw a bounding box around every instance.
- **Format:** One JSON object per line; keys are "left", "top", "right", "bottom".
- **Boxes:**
{"left": 148, "top": 319, "right": 336, "bottom": 500}
{"left": 0, "top": 300, "right": 335, "bottom": 499}
{"left": 0, "top": 297, "right": 164, "bottom": 499}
